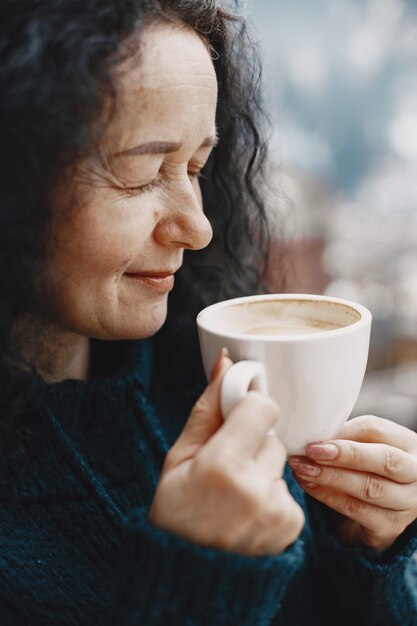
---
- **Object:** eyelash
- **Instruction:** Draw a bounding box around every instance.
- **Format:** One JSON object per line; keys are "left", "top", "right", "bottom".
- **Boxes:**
{"left": 123, "top": 171, "right": 204, "bottom": 196}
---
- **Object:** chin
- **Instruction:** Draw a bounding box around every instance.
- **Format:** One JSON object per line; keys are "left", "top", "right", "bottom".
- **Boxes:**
{"left": 118, "top": 306, "right": 169, "bottom": 340}
{"left": 73, "top": 299, "right": 169, "bottom": 340}
{"left": 119, "top": 323, "right": 165, "bottom": 340}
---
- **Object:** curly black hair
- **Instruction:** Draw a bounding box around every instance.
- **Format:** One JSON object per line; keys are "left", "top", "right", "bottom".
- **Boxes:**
{"left": 0, "top": 0, "right": 272, "bottom": 460}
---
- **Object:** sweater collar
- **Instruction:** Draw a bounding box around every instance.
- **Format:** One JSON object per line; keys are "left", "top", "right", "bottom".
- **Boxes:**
{"left": 0, "top": 339, "right": 154, "bottom": 496}
{"left": 35, "top": 338, "right": 153, "bottom": 427}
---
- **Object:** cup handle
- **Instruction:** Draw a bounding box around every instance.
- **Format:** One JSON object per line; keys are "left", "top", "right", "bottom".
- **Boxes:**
{"left": 220, "top": 360, "right": 269, "bottom": 418}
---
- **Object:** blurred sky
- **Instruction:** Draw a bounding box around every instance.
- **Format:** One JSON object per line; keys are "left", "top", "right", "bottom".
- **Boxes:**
{"left": 248, "top": 0, "right": 417, "bottom": 196}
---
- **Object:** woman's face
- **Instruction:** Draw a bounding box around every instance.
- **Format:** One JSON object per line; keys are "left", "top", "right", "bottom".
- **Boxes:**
{"left": 46, "top": 23, "right": 217, "bottom": 340}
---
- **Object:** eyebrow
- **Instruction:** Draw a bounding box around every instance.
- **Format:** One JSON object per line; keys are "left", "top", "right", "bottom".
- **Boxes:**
{"left": 112, "top": 134, "right": 219, "bottom": 158}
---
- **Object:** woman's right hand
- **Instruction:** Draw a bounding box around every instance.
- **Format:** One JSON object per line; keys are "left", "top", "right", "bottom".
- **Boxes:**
{"left": 149, "top": 349, "right": 305, "bottom": 556}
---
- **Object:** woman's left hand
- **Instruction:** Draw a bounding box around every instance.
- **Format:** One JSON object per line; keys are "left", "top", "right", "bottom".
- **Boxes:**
{"left": 288, "top": 415, "right": 417, "bottom": 552}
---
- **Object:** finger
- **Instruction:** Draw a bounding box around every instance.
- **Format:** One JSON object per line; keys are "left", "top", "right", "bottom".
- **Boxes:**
{"left": 338, "top": 518, "right": 400, "bottom": 553}
{"left": 254, "top": 435, "right": 287, "bottom": 480}
{"left": 208, "top": 390, "right": 280, "bottom": 459}
{"left": 291, "top": 461, "right": 414, "bottom": 510}
{"left": 304, "top": 441, "right": 417, "bottom": 484}
{"left": 168, "top": 349, "right": 233, "bottom": 465}
{"left": 294, "top": 477, "right": 410, "bottom": 547}
{"left": 333, "top": 415, "right": 417, "bottom": 453}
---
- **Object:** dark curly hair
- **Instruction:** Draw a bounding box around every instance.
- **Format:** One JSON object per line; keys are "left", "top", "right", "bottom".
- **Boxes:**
{"left": 0, "top": 0, "right": 272, "bottom": 461}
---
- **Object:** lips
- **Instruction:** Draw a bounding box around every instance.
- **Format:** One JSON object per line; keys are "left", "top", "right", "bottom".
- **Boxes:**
{"left": 126, "top": 271, "right": 174, "bottom": 278}
{"left": 123, "top": 269, "right": 178, "bottom": 292}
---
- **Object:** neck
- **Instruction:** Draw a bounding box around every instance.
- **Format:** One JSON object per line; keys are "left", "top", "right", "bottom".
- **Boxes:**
{"left": 38, "top": 333, "right": 91, "bottom": 383}
{"left": 54, "top": 334, "right": 90, "bottom": 382}
{"left": 14, "top": 317, "right": 91, "bottom": 383}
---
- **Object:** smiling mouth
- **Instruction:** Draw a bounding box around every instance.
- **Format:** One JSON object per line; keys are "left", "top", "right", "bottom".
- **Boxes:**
{"left": 123, "top": 272, "right": 175, "bottom": 292}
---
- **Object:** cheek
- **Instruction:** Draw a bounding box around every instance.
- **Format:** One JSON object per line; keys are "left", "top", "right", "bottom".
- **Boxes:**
{"left": 44, "top": 180, "right": 169, "bottom": 338}
{"left": 44, "top": 220, "right": 156, "bottom": 336}
{"left": 44, "top": 199, "right": 157, "bottom": 328}
{"left": 50, "top": 202, "right": 153, "bottom": 282}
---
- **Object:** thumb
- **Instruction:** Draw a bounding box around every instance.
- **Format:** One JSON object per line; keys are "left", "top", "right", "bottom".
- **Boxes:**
{"left": 168, "top": 348, "right": 233, "bottom": 465}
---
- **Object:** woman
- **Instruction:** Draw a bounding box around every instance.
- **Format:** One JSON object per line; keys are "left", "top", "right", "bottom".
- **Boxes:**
{"left": 1, "top": 1, "right": 417, "bottom": 624}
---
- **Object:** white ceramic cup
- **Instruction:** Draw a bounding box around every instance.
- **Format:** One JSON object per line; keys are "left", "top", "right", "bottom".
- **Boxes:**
{"left": 197, "top": 294, "right": 372, "bottom": 455}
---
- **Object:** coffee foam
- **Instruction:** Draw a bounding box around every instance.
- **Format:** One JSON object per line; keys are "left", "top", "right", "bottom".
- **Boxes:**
{"left": 245, "top": 318, "right": 341, "bottom": 336}
{"left": 202, "top": 298, "right": 361, "bottom": 336}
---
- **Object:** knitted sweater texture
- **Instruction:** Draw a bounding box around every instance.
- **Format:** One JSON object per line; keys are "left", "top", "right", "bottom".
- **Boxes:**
{"left": 1, "top": 338, "right": 417, "bottom": 625}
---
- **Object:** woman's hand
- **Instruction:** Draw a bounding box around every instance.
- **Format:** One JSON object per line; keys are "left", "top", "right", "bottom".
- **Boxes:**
{"left": 150, "top": 350, "right": 305, "bottom": 556}
{"left": 289, "top": 415, "right": 417, "bottom": 552}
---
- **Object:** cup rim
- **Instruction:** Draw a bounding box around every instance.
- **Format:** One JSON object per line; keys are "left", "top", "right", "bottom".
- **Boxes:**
{"left": 196, "top": 293, "right": 372, "bottom": 342}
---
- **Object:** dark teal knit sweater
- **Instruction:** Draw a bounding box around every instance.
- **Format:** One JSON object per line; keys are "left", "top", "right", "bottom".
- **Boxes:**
{"left": 1, "top": 338, "right": 417, "bottom": 625}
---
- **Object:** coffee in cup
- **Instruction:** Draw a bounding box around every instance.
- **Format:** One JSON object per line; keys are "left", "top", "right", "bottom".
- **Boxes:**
{"left": 239, "top": 319, "right": 342, "bottom": 336}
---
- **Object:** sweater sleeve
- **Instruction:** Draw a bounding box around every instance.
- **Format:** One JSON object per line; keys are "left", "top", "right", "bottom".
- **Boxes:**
{"left": 301, "top": 491, "right": 417, "bottom": 626}
{"left": 107, "top": 506, "right": 306, "bottom": 626}
{"left": 108, "top": 474, "right": 417, "bottom": 626}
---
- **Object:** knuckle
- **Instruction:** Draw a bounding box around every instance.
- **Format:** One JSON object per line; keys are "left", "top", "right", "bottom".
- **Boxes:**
{"left": 345, "top": 495, "right": 366, "bottom": 517}
{"left": 163, "top": 447, "right": 177, "bottom": 470}
{"left": 358, "top": 414, "right": 387, "bottom": 438}
{"left": 383, "top": 449, "right": 403, "bottom": 476}
{"left": 345, "top": 442, "right": 362, "bottom": 467}
{"left": 362, "top": 475, "right": 385, "bottom": 501}
{"left": 191, "top": 394, "right": 210, "bottom": 418}
{"left": 323, "top": 467, "right": 339, "bottom": 486}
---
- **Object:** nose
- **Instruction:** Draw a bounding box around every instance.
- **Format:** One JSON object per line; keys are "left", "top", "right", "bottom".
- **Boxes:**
{"left": 154, "top": 178, "right": 213, "bottom": 251}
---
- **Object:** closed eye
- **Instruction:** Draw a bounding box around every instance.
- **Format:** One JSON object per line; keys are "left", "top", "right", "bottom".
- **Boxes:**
{"left": 123, "top": 177, "right": 163, "bottom": 196}
{"left": 122, "top": 170, "right": 204, "bottom": 196}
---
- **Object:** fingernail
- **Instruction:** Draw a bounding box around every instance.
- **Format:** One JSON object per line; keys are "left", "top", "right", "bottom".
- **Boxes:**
{"left": 292, "top": 473, "right": 317, "bottom": 489}
{"left": 288, "top": 458, "right": 321, "bottom": 477}
{"left": 298, "top": 480, "right": 318, "bottom": 489}
{"left": 306, "top": 443, "right": 338, "bottom": 460}
{"left": 210, "top": 347, "right": 229, "bottom": 382}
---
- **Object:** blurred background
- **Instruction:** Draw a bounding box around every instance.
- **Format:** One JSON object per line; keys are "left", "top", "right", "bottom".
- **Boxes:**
{"left": 248, "top": 0, "right": 417, "bottom": 429}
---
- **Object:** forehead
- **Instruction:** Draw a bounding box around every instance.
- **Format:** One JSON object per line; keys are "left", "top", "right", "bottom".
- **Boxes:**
{"left": 108, "top": 23, "right": 218, "bottom": 144}
{"left": 122, "top": 22, "right": 216, "bottom": 87}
